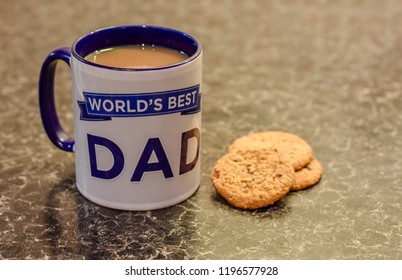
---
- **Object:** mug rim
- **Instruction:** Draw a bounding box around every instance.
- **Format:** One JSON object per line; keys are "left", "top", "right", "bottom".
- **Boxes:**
{"left": 72, "top": 25, "right": 202, "bottom": 72}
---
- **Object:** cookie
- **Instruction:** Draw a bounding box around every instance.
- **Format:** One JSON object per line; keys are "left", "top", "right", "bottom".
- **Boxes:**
{"left": 291, "top": 158, "right": 323, "bottom": 191}
{"left": 228, "top": 131, "right": 314, "bottom": 170}
{"left": 210, "top": 148, "right": 295, "bottom": 209}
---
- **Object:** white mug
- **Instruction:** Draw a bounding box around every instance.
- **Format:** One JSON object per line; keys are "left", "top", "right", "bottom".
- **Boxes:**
{"left": 39, "top": 25, "right": 202, "bottom": 210}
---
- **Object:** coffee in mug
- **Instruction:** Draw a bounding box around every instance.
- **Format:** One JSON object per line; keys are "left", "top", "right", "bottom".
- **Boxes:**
{"left": 85, "top": 45, "right": 189, "bottom": 68}
{"left": 39, "top": 25, "right": 202, "bottom": 211}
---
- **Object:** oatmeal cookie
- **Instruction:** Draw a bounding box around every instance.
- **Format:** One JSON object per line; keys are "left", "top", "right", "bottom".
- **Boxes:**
{"left": 228, "top": 131, "right": 314, "bottom": 170}
{"left": 211, "top": 148, "right": 295, "bottom": 209}
{"left": 292, "top": 158, "right": 323, "bottom": 191}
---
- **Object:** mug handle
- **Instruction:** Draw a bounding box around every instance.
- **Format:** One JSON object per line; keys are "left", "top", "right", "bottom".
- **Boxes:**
{"left": 39, "top": 47, "right": 75, "bottom": 152}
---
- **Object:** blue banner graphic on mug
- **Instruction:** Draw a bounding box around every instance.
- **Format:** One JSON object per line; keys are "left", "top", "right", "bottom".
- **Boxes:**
{"left": 78, "top": 85, "right": 201, "bottom": 120}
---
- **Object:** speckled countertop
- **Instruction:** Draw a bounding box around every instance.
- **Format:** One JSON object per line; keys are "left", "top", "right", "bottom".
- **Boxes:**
{"left": 1, "top": 0, "right": 402, "bottom": 260}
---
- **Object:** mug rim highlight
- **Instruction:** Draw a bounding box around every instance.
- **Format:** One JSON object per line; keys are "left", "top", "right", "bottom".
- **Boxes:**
{"left": 72, "top": 25, "right": 202, "bottom": 72}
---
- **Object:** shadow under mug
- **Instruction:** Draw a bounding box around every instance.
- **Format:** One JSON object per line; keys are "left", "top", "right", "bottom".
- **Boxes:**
{"left": 39, "top": 25, "right": 203, "bottom": 210}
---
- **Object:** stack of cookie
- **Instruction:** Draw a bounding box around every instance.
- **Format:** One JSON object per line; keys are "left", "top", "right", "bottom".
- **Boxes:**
{"left": 210, "top": 131, "right": 322, "bottom": 210}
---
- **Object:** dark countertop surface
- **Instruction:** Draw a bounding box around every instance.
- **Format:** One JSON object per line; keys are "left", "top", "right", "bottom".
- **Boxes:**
{"left": 1, "top": 0, "right": 402, "bottom": 260}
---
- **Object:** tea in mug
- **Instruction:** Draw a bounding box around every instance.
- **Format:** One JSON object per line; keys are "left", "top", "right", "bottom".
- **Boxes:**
{"left": 85, "top": 44, "right": 188, "bottom": 68}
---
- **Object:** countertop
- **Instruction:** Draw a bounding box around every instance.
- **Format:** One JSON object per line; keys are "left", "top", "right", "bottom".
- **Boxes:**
{"left": 1, "top": 0, "right": 402, "bottom": 260}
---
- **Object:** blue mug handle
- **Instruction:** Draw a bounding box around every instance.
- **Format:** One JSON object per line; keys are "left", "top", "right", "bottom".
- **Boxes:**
{"left": 39, "top": 47, "right": 75, "bottom": 152}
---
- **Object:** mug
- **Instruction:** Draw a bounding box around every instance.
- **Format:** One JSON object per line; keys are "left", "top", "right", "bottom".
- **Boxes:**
{"left": 39, "top": 25, "right": 202, "bottom": 210}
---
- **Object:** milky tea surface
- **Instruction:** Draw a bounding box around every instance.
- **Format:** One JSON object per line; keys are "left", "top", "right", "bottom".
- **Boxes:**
{"left": 85, "top": 45, "right": 188, "bottom": 68}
